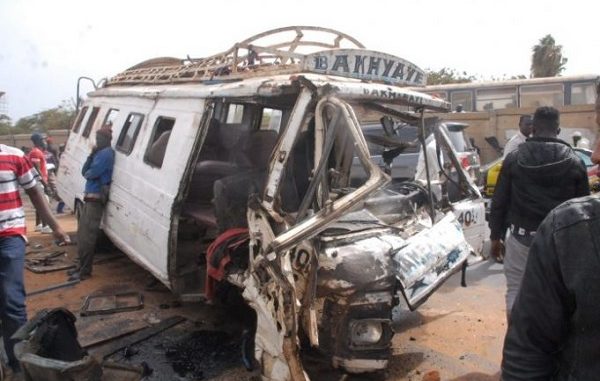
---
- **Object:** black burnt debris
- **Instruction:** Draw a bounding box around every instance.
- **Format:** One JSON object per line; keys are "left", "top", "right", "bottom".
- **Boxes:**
{"left": 109, "top": 325, "right": 243, "bottom": 381}
{"left": 164, "top": 330, "right": 240, "bottom": 379}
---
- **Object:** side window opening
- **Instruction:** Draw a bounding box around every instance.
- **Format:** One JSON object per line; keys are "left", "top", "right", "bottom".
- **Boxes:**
{"left": 144, "top": 117, "right": 175, "bottom": 168}
{"left": 102, "top": 108, "right": 120, "bottom": 128}
{"left": 450, "top": 91, "right": 474, "bottom": 112}
{"left": 116, "top": 113, "right": 144, "bottom": 155}
{"left": 259, "top": 108, "right": 283, "bottom": 133}
{"left": 571, "top": 82, "right": 597, "bottom": 105}
{"left": 82, "top": 107, "right": 100, "bottom": 138}
{"left": 226, "top": 104, "right": 244, "bottom": 124}
{"left": 72, "top": 106, "right": 88, "bottom": 133}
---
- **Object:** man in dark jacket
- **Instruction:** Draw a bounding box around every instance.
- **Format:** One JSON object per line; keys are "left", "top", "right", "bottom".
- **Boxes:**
{"left": 489, "top": 106, "right": 590, "bottom": 319}
{"left": 501, "top": 84, "right": 600, "bottom": 380}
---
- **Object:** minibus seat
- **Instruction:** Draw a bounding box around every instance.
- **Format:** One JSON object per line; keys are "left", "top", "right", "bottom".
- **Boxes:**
{"left": 188, "top": 160, "right": 240, "bottom": 201}
{"left": 198, "top": 118, "right": 228, "bottom": 161}
{"left": 182, "top": 160, "right": 241, "bottom": 230}
{"left": 212, "top": 130, "right": 279, "bottom": 231}
{"left": 242, "top": 130, "right": 278, "bottom": 169}
{"left": 219, "top": 123, "right": 249, "bottom": 151}
{"left": 181, "top": 203, "right": 218, "bottom": 229}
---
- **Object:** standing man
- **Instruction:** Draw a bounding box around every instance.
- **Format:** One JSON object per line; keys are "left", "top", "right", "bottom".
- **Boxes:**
{"left": 44, "top": 137, "right": 65, "bottom": 214}
{"left": 503, "top": 115, "right": 533, "bottom": 158}
{"left": 28, "top": 133, "right": 52, "bottom": 233}
{"left": 501, "top": 85, "right": 600, "bottom": 380}
{"left": 0, "top": 144, "right": 69, "bottom": 375}
{"left": 489, "top": 106, "right": 589, "bottom": 319}
{"left": 68, "top": 126, "right": 114, "bottom": 281}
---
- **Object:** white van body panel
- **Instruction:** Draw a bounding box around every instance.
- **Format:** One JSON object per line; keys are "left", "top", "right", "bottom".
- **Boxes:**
{"left": 57, "top": 94, "right": 205, "bottom": 285}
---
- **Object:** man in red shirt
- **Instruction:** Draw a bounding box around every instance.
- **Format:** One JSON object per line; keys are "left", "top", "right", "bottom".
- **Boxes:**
{"left": 0, "top": 144, "right": 69, "bottom": 376}
{"left": 27, "top": 133, "right": 51, "bottom": 233}
{"left": 27, "top": 133, "right": 47, "bottom": 184}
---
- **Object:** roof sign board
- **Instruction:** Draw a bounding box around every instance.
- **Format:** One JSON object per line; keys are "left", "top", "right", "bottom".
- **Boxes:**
{"left": 303, "top": 49, "right": 427, "bottom": 87}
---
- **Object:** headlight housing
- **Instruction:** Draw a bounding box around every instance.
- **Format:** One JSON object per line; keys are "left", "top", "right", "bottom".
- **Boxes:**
{"left": 349, "top": 319, "right": 384, "bottom": 347}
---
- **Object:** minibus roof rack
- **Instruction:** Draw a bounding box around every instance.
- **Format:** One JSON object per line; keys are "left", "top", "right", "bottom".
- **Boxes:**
{"left": 105, "top": 26, "right": 428, "bottom": 88}
{"left": 106, "top": 26, "right": 365, "bottom": 86}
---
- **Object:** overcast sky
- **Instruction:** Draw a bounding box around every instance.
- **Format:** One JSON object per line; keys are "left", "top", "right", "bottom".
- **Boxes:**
{"left": 0, "top": 0, "right": 598, "bottom": 121}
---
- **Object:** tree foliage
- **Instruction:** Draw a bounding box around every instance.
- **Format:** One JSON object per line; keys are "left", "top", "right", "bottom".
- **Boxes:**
{"left": 0, "top": 114, "right": 17, "bottom": 136}
{"left": 426, "top": 68, "right": 477, "bottom": 85}
{"left": 3, "top": 100, "right": 76, "bottom": 136}
{"left": 531, "top": 34, "right": 568, "bottom": 78}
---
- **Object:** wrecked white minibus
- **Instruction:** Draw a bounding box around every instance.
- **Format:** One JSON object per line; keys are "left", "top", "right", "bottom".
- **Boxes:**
{"left": 56, "top": 26, "right": 485, "bottom": 380}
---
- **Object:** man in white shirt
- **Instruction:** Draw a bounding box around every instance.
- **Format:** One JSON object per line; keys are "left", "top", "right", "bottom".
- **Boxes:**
{"left": 503, "top": 115, "right": 533, "bottom": 158}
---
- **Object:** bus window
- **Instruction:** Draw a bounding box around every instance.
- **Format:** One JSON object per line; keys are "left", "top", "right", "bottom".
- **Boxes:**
{"left": 144, "top": 117, "right": 175, "bottom": 168}
{"left": 72, "top": 107, "right": 88, "bottom": 133}
{"left": 82, "top": 107, "right": 100, "bottom": 138}
{"left": 226, "top": 104, "right": 244, "bottom": 123}
{"left": 260, "top": 108, "right": 283, "bottom": 132}
{"left": 520, "top": 84, "right": 564, "bottom": 108}
{"left": 102, "top": 108, "right": 120, "bottom": 128}
{"left": 425, "top": 91, "right": 448, "bottom": 101}
{"left": 451, "top": 91, "right": 473, "bottom": 112}
{"left": 571, "top": 82, "right": 597, "bottom": 105}
{"left": 116, "top": 113, "right": 144, "bottom": 155}
{"left": 475, "top": 87, "right": 517, "bottom": 111}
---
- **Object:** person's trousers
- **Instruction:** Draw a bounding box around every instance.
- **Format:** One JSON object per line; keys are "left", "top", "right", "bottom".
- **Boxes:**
{"left": 504, "top": 233, "right": 530, "bottom": 319}
{"left": 77, "top": 201, "right": 105, "bottom": 276}
{"left": 0, "top": 236, "right": 27, "bottom": 369}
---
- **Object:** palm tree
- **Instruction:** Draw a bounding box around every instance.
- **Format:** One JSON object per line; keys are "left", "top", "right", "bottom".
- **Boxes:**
{"left": 531, "top": 34, "right": 568, "bottom": 78}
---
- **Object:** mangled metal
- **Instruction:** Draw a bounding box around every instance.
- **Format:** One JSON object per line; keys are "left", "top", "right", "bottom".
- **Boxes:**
{"left": 239, "top": 79, "right": 480, "bottom": 379}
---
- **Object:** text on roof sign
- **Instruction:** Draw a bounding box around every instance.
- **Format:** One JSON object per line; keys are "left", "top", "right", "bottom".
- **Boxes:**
{"left": 303, "top": 49, "right": 427, "bottom": 87}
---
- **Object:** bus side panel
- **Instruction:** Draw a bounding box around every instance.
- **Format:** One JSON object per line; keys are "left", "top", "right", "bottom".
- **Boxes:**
{"left": 102, "top": 98, "right": 205, "bottom": 286}
{"left": 57, "top": 101, "right": 132, "bottom": 211}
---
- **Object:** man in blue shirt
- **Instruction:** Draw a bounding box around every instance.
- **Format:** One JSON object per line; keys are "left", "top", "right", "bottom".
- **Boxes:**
{"left": 69, "top": 125, "right": 115, "bottom": 281}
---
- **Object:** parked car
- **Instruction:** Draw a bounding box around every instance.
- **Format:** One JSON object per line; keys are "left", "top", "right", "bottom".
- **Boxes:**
{"left": 353, "top": 121, "right": 480, "bottom": 182}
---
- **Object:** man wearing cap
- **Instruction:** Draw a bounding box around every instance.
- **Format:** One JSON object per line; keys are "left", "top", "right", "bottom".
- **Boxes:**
{"left": 68, "top": 125, "right": 115, "bottom": 281}
{"left": 503, "top": 115, "right": 533, "bottom": 159}
{"left": 501, "top": 84, "right": 600, "bottom": 380}
{"left": 489, "top": 106, "right": 590, "bottom": 321}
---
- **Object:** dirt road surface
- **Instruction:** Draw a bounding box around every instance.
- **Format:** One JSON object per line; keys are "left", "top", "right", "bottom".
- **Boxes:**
{"left": 22, "top": 203, "right": 505, "bottom": 381}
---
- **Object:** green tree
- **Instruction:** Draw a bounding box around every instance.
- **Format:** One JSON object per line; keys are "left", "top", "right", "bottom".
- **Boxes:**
{"left": 426, "top": 67, "right": 477, "bottom": 85}
{"left": 13, "top": 99, "right": 75, "bottom": 134}
{"left": 0, "top": 114, "right": 13, "bottom": 135}
{"left": 531, "top": 34, "right": 568, "bottom": 78}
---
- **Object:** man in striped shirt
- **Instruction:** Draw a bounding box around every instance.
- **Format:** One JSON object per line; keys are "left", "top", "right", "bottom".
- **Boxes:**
{"left": 0, "top": 144, "right": 69, "bottom": 374}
